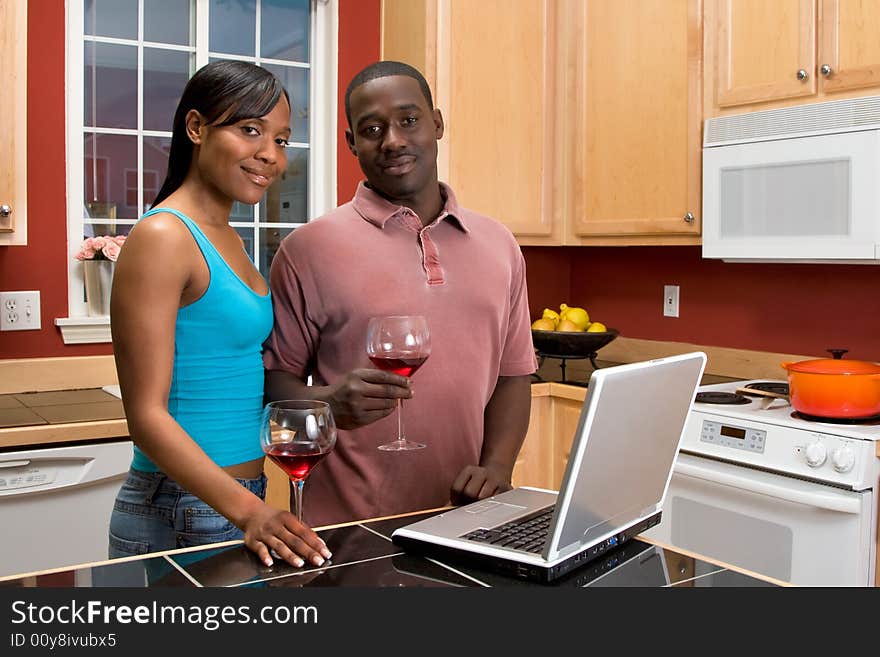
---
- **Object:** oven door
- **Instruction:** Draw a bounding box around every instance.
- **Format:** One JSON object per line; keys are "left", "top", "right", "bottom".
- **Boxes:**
{"left": 642, "top": 453, "right": 875, "bottom": 586}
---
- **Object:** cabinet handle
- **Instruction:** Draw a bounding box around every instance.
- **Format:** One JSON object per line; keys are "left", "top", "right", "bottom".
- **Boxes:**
{"left": 796, "top": 68, "right": 809, "bottom": 81}
{"left": 683, "top": 212, "right": 695, "bottom": 223}
{"left": 0, "top": 204, "right": 11, "bottom": 218}
{"left": 820, "top": 64, "right": 833, "bottom": 76}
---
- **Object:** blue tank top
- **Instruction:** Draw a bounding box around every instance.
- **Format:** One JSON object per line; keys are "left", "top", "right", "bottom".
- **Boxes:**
{"left": 131, "top": 208, "right": 274, "bottom": 472}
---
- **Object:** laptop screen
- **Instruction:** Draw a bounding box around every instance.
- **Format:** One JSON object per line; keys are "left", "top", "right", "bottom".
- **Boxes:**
{"left": 548, "top": 353, "right": 706, "bottom": 556}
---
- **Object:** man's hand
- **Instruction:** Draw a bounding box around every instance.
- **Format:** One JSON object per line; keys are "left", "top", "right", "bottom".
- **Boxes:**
{"left": 450, "top": 463, "right": 513, "bottom": 505}
{"left": 326, "top": 368, "right": 412, "bottom": 429}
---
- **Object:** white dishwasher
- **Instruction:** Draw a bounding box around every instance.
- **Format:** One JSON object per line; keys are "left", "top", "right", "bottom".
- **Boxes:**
{"left": 0, "top": 439, "right": 132, "bottom": 578}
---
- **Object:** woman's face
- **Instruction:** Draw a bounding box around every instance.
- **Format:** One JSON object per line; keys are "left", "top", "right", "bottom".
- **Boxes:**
{"left": 193, "top": 95, "right": 292, "bottom": 206}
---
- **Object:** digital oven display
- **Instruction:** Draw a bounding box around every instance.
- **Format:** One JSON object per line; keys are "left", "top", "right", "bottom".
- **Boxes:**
{"left": 719, "top": 425, "right": 747, "bottom": 440}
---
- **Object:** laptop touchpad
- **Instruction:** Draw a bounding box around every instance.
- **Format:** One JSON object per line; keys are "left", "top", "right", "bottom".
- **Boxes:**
{"left": 464, "top": 500, "right": 526, "bottom": 521}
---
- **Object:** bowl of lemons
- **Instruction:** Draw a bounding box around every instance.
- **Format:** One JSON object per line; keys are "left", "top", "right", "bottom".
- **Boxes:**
{"left": 530, "top": 304, "right": 619, "bottom": 359}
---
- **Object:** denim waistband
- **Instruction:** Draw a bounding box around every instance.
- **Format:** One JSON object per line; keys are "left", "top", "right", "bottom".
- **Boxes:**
{"left": 127, "top": 467, "right": 267, "bottom": 501}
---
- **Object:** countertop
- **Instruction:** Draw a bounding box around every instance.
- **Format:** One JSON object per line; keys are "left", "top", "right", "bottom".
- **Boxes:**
{"left": 0, "top": 509, "right": 786, "bottom": 588}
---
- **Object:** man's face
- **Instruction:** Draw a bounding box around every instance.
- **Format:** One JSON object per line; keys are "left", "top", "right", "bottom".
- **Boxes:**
{"left": 345, "top": 75, "right": 443, "bottom": 202}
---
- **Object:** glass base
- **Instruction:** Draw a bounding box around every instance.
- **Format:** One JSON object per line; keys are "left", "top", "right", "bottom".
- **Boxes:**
{"left": 378, "top": 439, "right": 426, "bottom": 451}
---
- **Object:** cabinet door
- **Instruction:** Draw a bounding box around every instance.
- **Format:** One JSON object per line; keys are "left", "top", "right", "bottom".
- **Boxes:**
{"left": 712, "top": 0, "right": 816, "bottom": 108}
{"left": 435, "top": 0, "right": 563, "bottom": 238}
{"left": 819, "top": 0, "right": 880, "bottom": 94}
{"left": 512, "top": 395, "right": 553, "bottom": 489}
{"left": 568, "top": 0, "right": 702, "bottom": 238}
{"left": 0, "top": 0, "right": 27, "bottom": 242}
{"left": 551, "top": 397, "right": 583, "bottom": 490}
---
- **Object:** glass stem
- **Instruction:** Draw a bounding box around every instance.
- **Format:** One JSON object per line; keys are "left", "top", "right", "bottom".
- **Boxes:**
{"left": 397, "top": 398, "right": 404, "bottom": 442}
{"left": 292, "top": 478, "right": 305, "bottom": 522}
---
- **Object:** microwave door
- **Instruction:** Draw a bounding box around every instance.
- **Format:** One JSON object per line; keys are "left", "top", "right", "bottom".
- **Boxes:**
{"left": 702, "top": 129, "right": 880, "bottom": 262}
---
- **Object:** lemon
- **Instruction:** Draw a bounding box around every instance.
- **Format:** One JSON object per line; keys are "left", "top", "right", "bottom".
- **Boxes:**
{"left": 541, "top": 308, "right": 560, "bottom": 325}
{"left": 556, "top": 318, "right": 583, "bottom": 332}
{"left": 559, "top": 304, "right": 590, "bottom": 331}
{"left": 586, "top": 322, "right": 607, "bottom": 332}
{"left": 531, "top": 318, "right": 556, "bottom": 331}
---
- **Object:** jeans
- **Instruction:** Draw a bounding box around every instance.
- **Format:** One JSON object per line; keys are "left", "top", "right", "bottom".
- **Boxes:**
{"left": 108, "top": 467, "right": 267, "bottom": 559}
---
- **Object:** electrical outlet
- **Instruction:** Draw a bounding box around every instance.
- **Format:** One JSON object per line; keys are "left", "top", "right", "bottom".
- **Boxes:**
{"left": 0, "top": 291, "right": 41, "bottom": 331}
{"left": 663, "top": 285, "right": 680, "bottom": 318}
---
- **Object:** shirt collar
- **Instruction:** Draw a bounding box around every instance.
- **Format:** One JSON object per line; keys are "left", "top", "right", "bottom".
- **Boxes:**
{"left": 351, "top": 181, "right": 470, "bottom": 233}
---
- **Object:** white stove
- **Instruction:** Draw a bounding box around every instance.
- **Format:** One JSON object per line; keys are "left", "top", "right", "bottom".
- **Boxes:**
{"left": 645, "top": 379, "right": 879, "bottom": 585}
{"left": 683, "top": 380, "right": 879, "bottom": 491}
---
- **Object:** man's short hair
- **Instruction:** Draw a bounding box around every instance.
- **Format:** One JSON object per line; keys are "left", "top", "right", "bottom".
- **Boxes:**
{"left": 344, "top": 60, "right": 434, "bottom": 128}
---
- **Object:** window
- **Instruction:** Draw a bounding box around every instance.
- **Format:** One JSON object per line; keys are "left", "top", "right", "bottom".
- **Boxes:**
{"left": 63, "top": 0, "right": 337, "bottom": 335}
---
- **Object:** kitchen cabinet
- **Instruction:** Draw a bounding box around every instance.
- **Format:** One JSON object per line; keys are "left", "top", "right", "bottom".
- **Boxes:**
{"left": 380, "top": 0, "right": 702, "bottom": 245}
{"left": 0, "top": 0, "right": 27, "bottom": 244}
{"left": 707, "top": 0, "right": 880, "bottom": 116}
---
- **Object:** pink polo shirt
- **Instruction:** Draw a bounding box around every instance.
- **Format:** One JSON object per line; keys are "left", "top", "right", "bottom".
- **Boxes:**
{"left": 263, "top": 182, "right": 537, "bottom": 526}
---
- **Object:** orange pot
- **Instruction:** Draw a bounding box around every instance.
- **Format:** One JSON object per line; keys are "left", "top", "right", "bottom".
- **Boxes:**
{"left": 781, "top": 358, "right": 880, "bottom": 419}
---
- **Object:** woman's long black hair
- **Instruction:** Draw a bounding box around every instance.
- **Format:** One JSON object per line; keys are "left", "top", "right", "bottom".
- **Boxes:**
{"left": 151, "top": 60, "right": 289, "bottom": 208}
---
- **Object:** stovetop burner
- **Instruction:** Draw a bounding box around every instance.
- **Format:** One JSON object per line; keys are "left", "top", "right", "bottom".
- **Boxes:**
{"left": 695, "top": 391, "right": 751, "bottom": 405}
{"left": 741, "top": 381, "right": 790, "bottom": 396}
{"left": 790, "top": 411, "right": 880, "bottom": 426}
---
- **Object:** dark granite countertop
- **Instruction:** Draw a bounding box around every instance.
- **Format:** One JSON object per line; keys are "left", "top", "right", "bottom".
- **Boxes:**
{"left": 0, "top": 510, "right": 782, "bottom": 588}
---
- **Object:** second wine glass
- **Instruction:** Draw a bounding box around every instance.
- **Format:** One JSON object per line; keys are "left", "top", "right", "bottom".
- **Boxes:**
{"left": 366, "top": 315, "right": 431, "bottom": 451}
{"left": 260, "top": 400, "right": 337, "bottom": 523}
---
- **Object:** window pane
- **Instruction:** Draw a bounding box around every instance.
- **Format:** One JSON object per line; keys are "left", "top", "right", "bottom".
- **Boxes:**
{"left": 210, "top": 0, "right": 256, "bottom": 56}
{"left": 144, "top": 48, "right": 193, "bottom": 131}
{"left": 262, "top": 63, "right": 309, "bottom": 143}
{"left": 84, "top": 134, "right": 139, "bottom": 219}
{"left": 144, "top": 136, "right": 172, "bottom": 211}
{"left": 84, "top": 43, "right": 138, "bottom": 130}
{"left": 233, "top": 226, "right": 256, "bottom": 261}
{"left": 259, "top": 226, "right": 295, "bottom": 275}
{"left": 261, "top": 149, "right": 308, "bottom": 223}
{"left": 144, "top": 0, "right": 194, "bottom": 45}
{"left": 261, "top": 0, "right": 310, "bottom": 62}
{"left": 83, "top": 222, "right": 134, "bottom": 239}
{"left": 231, "top": 201, "right": 255, "bottom": 222}
{"left": 84, "top": 0, "right": 137, "bottom": 39}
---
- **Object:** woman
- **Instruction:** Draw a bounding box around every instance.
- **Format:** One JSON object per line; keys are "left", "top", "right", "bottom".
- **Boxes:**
{"left": 108, "top": 61, "right": 330, "bottom": 569}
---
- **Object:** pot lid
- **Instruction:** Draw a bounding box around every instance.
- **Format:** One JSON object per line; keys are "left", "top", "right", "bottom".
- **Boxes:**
{"left": 783, "top": 358, "right": 880, "bottom": 375}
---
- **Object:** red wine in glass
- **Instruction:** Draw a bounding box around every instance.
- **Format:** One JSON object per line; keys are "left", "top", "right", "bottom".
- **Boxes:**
{"left": 366, "top": 315, "right": 431, "bottom": 451}
{"left": 265, "top": 443, "right": 331, "bottom": 481}
{"left": 368, "top": 354, "right": 429, "bottom": 377}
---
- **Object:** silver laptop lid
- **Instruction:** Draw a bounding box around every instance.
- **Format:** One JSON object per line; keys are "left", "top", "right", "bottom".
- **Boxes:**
{"left": 545, "top": 352, "right": 706, "bottom": 559}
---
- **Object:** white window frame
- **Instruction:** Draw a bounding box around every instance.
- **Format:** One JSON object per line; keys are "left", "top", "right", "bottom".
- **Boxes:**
{"left": 59, "top": 0, "right": 337, "bottom": 344}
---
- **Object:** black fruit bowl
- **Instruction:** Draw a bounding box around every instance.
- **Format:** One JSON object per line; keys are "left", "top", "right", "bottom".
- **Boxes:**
{"left": 531, "top": 328, "right": 620, "bottom": 359}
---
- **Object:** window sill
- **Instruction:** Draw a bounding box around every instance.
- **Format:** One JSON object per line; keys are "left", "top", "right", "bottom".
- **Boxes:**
{"left": 55, "top": 317, "right": 111, "bottom": 344}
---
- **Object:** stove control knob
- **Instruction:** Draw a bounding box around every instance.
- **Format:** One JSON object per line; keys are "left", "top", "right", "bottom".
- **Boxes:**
{"left": 831, "top": 446, "right": 855, "bottom": 473}
{"left": 804, "top": 442, "right": 827, "bottom": 467}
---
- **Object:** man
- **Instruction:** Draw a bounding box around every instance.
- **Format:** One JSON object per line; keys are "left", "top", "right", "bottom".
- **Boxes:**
{"left": 264, "top": 61, "right": 536, "bottom": 527}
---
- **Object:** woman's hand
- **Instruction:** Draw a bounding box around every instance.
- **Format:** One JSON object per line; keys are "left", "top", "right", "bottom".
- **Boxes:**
{"left": 242, "top": 503, "right": 332, "bottom": 568}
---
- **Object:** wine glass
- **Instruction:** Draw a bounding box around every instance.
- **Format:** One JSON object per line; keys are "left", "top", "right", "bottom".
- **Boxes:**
{"left": 366, "top": 315, "right": 431, "bottom": 451}
{"left": 260, "top": 400, "right": 337, "bottom": 522}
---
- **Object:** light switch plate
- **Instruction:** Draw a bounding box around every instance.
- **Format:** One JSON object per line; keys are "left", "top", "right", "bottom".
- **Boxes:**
{"left": 1, "top": 291, "right": 41, "bottom": 331}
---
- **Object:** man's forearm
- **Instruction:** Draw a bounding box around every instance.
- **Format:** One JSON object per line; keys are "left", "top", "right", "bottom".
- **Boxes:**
{"left": 265, "top": 369, "right": 330, "bottom": 404}
{"left": 480, "top": 375, "right": 532, "bottom": 478}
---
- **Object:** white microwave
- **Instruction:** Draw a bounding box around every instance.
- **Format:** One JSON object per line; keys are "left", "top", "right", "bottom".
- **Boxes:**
{"left": 702, "top": 95, "right": 880, "bottom": 263}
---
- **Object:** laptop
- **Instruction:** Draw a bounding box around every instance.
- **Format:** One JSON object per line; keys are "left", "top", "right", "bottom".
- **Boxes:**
{"left": 391, "top": 351, "right": 707, "bottom": 583}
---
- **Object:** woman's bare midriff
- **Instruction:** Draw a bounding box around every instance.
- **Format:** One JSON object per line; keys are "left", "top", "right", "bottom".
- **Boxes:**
{"left": 223, "top": 457, "right": 265, "bottom": 480}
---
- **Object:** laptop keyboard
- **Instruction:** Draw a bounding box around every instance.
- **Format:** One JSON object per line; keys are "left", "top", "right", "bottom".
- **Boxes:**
{"left": 461, "top": 506, "right": 554, "bottom": 553}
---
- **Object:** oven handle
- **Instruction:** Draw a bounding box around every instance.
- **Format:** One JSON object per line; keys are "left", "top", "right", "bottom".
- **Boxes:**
{"left": 675, "top": 458, "right": 862, "bottom": 514}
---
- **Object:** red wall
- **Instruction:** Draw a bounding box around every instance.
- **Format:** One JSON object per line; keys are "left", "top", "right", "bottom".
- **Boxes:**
{"left": 0, "top": 0, "right": 379, "bottom": 360}
{"left": 523, "top": 246, "right": 880, "bottom": 362}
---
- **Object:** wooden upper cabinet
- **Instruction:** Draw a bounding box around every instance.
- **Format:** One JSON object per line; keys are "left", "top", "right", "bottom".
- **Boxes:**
{"left": 820, "top": 0, "right": 880, "bottom": 94}
{"left": 381, "top": 0, "right": 702, "bottom": 244}
{"left": 382, "top": 0, "right": 561, "bottom": 239}
{"left": 0, "top": 0, "right": 27, "bottom": 244}
{"left": 713, "top": 0, "right": 816, "bottom": 108}
{"left": 707, "top": 0, "right": 880, "bottom": 116}
{"left": 567, "top": 0, "right": 702, "bottom": 240}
